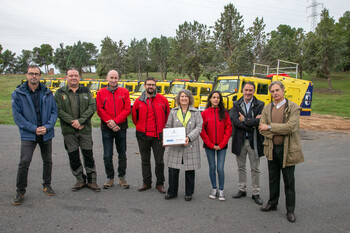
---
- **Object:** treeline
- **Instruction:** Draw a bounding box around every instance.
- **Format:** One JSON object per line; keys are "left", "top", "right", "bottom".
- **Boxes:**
{"left": 0, "top": 4, "right": 349, "bottom": 90}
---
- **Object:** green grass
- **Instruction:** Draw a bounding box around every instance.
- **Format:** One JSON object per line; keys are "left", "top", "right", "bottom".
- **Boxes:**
{"left": 1, "top": 71, "right": 350, "bottom": 126}
{"left": 305, "top": 72, "right": 350, "bottom": 118}
{"left": 0, "top": 73, "right": 135, "bottom": 126}
{"left": 0, "top": 75, "right": 23, "bottom": 124}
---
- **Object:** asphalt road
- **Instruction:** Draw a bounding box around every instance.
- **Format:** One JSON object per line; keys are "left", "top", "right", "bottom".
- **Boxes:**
{"left": 0, "top": 125, "right": 349, "bottom": 233}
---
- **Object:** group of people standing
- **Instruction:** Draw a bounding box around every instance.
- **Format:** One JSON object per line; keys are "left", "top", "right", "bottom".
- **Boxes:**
{"left": 11, "top": 65, "right": 304, "bottom": 223}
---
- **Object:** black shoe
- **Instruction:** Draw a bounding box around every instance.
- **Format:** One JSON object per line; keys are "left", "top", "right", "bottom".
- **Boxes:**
{"left": 287, "top": 212, "right": 296, "bottom": 223}
{"left": 185, "top": 195, "right": 192, "bottom": 201}
{"left": 252, "top": 194, "right": 263, "bottom": 205}
{"left": 164, "top": 194, "right": 177, "bottom": 200}
{"left": 260, "top": 204, "right": 277, "bottom": 211}
{"left": 232, "top": 190, "right": 247, "bottom": 199}
{"left": 12, "top": 192, "right": 25, "bottom": 205}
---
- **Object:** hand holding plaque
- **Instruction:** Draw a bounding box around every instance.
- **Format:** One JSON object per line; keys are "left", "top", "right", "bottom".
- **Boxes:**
{"left": 163, "top": 127, "right": 186, "bottom": 146}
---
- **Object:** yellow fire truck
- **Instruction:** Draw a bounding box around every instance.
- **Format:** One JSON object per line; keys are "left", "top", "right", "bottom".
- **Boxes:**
{"left": 199, "top": 74, "right": 313, "bottom": 116}
{"left": 124, "top": 81, "right": 140, "bottom": 95}
{"left": 129, "top": 81, "right": 172, "bottom": 106}
{"left": 163, "top": 80, "right": 190, "bottom": 108}
{"left": 164, "top": 80, "right": 213, "bottom": 108}
{"left": 129, "top": 82, "right": 145, "bottom": 106}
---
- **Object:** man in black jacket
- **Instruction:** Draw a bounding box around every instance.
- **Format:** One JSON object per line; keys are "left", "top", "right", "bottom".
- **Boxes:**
{"left": 230, "top": 81, "right": 265, "bottom": 205}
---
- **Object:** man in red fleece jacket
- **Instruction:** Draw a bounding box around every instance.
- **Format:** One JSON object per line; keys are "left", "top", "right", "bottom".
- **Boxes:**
{"left": 96, "top": 70, "right": 131, "bottom": 190}
{"left": 132, "top": 77, "right": 170, "bottom": 194}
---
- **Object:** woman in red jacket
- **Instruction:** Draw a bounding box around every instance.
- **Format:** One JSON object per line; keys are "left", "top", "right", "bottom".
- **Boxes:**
{"left": 200, "top": 91, "right": 232, "bottom": 201}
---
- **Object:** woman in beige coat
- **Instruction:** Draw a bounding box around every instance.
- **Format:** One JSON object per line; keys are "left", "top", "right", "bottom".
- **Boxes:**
{"left": 164, "top": 89, "right": 203, "bottom": 201}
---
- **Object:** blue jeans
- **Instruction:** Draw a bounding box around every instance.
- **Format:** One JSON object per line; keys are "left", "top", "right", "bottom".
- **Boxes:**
{"left": 102, "top": 129, "right": 127, "bottom": 179}
{"left": 205, "top": 148, "right": 227, "bottom": 190}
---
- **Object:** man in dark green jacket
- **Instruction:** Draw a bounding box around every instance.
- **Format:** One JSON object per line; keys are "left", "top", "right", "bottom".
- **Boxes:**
{"left": 55, "top": 68, "right": 100, "bottom": 192}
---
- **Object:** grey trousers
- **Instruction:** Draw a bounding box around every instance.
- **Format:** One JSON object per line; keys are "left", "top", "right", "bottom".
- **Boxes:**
{"left": 63, "top": 133, "right": 97, "bottom": 183}
{"left": 16, "top": 139, "right": 52, "bottom": 193}
{"left": 236, "top": 139, "right": 260, "bottom": 195}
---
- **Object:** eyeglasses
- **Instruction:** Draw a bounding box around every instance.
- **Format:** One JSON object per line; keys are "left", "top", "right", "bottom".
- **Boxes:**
{"left": 27, "top": 72, "right": 40, "bottom": 76}
{"left": 146, "top": 84, "right": 156, "bottom": 87}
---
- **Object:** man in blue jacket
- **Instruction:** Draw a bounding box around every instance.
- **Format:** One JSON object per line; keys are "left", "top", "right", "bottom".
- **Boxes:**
{"left": 11, "top": 65, "right": 58, "bottom": 205}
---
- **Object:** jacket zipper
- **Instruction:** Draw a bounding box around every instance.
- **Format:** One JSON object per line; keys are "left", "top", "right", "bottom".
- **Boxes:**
{"left": 144, "top": 99, "right": 149, "bottom": 133}
{"left": 151, "top": 98, "right": 159, "bottom": 139}
{"left": 113, "top": 91, "right": 117, "bottom": 118}
{"left": 214, "top": 108, "right": 217, "bottom": 145}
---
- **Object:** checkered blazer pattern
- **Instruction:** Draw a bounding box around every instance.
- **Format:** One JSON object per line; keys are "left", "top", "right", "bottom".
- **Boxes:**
{"left": 165, "top": 106, "right": 203, "bottom": 171}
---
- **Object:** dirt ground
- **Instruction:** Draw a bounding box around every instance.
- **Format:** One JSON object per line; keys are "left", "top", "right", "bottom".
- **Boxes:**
{"left": 300, "top": 114, "right": 350, "bottom": 134}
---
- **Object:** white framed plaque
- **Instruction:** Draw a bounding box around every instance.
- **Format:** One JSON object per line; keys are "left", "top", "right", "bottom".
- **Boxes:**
{"left": 163, "top": 127, "right": 186, "bottom": 146}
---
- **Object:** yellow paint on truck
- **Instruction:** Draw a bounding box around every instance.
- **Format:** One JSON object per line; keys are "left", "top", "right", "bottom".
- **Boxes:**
{"left": 199, "top": 74, "right": 313, "bottom": 116}
{"left": 130, "top": 82, "right": 145, "bottom": 106}
{"left": 163, "top": 81, "right": 189, "bottom": 108}
{"left": 186, "top": 82, "right": 213, "bottom": 108}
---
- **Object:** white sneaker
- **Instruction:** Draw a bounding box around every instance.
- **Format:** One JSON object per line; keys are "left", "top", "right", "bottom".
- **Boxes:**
{"left": 218, "top": 189, "right": 225, "bottom": 201}
{"left": 209, "top": 189, "right": 217, "bottom": 199}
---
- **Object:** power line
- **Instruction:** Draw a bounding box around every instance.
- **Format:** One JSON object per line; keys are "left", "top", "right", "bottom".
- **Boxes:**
{"left": 307, "top": 0, "right": 324, "bottom": 32}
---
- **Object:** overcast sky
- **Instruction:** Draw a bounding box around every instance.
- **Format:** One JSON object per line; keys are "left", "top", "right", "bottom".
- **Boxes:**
{"left": 0, "top": 0, "right": 349, "bottom": 55}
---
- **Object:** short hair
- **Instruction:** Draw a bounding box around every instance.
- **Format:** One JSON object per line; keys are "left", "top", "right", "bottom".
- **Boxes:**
{"left": 27, "top": 65, "right": 41, "bottom": 75}
{"left": 107, "top": 70, "right": 119, "bottom": 77}
{"left": 175, "top": 89, "right": 194, "bottom": 107}
{"left": 66, "top": 68, "right": 80, "bottom": 76}
{"left": 269, "top": 81, "right": 285, "bottom": 91}
{"left": 243, "top": 81, "right": 255, "bottom": 90}
{"left": 145, "top": 77, "right": 156, "bottom": 84}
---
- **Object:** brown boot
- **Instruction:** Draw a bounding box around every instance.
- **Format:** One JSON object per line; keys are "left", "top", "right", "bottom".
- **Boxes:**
{"left": 155, "top": 185, "right": 166, "bottom": 194}
{"left": 71, "top": 182, "right": 86, "bottom": 192}
{"left": 138, "top": 184, "right": 151, "bottom": 191}
{"left": 103, "top": 179, "right": 114, "bottom": 189}
{"left": 118, "top": 177, "right": 130, "bottom": 189}
{"left": 87, "top": 182, "right": 101, "bottom": 192}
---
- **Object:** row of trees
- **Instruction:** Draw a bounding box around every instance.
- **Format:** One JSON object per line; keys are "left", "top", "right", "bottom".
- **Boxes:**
{"left": 0, "top": 42, "right": 98, "bottom": 75}
{"left": 1, "top": 4, "right": 349, "bottom": 90}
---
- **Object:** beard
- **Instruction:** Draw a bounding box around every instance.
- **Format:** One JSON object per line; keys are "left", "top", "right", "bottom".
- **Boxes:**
{"left": 146, "top": 88, "right": 155, "bottom": 95}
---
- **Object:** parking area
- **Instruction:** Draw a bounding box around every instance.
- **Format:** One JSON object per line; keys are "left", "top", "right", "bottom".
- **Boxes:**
{"left": 0, "top": 125, "right": 349, "bottom": 233}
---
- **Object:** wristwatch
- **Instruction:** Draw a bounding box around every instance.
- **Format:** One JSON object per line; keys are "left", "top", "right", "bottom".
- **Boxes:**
{"left": 268, "top": 125, "right": 271, "bottom": 131}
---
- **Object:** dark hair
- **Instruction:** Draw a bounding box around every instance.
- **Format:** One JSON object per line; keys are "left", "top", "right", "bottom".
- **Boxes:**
{"left": 145, "top": 77, "right": 156, "bottom": 84}
{"left": 206, "top": 91, "right": 226, "bottom": 121}
{"left": 66, "top": 68, "right": 80, "bottom": 76}
{"left": 27, "top": 65, "right": 41, "bottom": 75}
{"left": 243, "top": 81, "right": 255, "bottom": 90}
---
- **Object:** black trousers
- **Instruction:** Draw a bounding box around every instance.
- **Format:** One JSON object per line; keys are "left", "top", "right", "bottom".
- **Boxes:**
{"left": 167, "top": 167, "right": 195, "bottom": 197}
{"left": 102, "top": 129, "right": 127, "bottom": 179}
{"left": 16, "top": 139, "right": 52, "bottom": 193}
{"left": 268, "top": 145, "right": 296, "bottom": 213}
{"left": 137, "top": 136, "right": 165, "bottom": 186}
